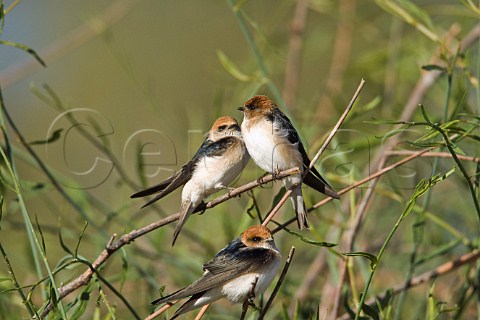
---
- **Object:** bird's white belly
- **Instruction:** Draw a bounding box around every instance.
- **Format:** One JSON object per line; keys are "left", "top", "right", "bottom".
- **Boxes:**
{"left": 243, "top": 123, "right": 302, "bottom": 173}
{"left": 182, "top": 147, "right": 247, "bottom": 204}
{"left": 221, "top": 261, "right": 280, "bottom": 303}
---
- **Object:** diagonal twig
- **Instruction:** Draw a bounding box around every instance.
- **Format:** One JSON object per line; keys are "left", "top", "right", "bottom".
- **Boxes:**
{"left": 40, "top": 167, "right": 300, "bottom": 318}
{"left": 258, "top": 246, "right": 296, "bottom": 320}
{"left": 240, "top": 276, "right": 259, "bottom": 320}
{"left": 338, "top": 250, "right": 480, "bottom": 320}
{"left": 261, "top": 79, "right": 365, "bottom": 226}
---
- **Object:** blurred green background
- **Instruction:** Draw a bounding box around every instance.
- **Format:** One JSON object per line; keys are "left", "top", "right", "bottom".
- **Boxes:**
{"left": 0, "top": 0, "right": 479, "bottom": 319}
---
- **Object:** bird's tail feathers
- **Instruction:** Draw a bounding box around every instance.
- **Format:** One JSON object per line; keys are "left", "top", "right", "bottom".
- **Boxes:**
{"left": 303, "top": 172, "right": 340, "bottom": 199}
{"left": 172, "top": 201, "right": 196, "bottom": 246}
{"left": 290, "top": 186, "right": 309, "bottom": 229}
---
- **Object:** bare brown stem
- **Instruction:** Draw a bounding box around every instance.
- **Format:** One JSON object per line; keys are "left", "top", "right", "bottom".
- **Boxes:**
{"left": 258, "top": 246, "right": 296, "bottom": 320}
{"left": 315, "top": 0, "right": 356, "bottom": 122}
{"left": 240, "top": 276, "right": 259, "bottom": 320}
{"left": 338, "top": 250, "right": 480, "bottom": 320}
{"left": 144, "top": 301, "right": 176, "bottom": 320}
{"left": 386, "top": 150, "right": 480, "bottom": 163}
{"left": 283, "top": 0, "right": 309, "bottom": 108}
{"left": 272, "top": 147, "right": 434, "bottom": 233}
{"left": 40, "top": 167, "right": 300, "bottom": 318}
{"left": 194, "top": 304, "right": 210, "bottom": 320}
{"left": 327, "top": 23, "right": 480, "bottom": 319}
{"left": 263, "top": 79, "right": 365, "bottom": 227}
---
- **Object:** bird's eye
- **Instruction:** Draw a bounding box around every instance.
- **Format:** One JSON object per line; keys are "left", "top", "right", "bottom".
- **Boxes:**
{"left": 246, "top": 103, "right": 256, "bottom": 110}
{"left": 217, "top": 125, "right": 227, "bottom": 132}
{"left": 250, "top": 236, "right": 261, "bottom": 242}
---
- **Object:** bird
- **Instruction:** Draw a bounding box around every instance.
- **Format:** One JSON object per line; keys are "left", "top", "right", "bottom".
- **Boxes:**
{"left": 131, "top": 116, "right": 249, "bottom": 245}
{"left": 151, "top": 224, "right": 281, "bottom": 319}
{"left": 238, "top": 95, "right": 340, "bottom": 229}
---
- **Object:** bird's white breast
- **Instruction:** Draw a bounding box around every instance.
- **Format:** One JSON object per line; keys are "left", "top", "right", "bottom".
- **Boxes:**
{"left": 242, "top": 118, "right": 302, "bottom": 173}
{"left": 182, "top": 138, "right": 248, "bottom": 204}
{"left": 221, "top": 259, "right": 280, "bottom": 303}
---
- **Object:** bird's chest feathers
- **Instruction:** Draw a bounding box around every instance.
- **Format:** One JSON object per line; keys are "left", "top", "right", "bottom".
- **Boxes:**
{"left": 243, "top": 118, "right": 302, "bottom": 172}
{"left": 184, "top": 140, "right": 247, "bottom": 196}
{"left": 221, "top": 260, "right": 280, "bottom": 303}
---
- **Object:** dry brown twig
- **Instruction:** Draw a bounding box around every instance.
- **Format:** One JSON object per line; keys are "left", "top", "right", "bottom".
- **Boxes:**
{"left": 240, "top": 276, "right": 259, "bottom": 320}
{"left": 326, "top": 23, "right": 480, "bottom": 319}
{"left": 258, "top": 246, "right": 296, "bottom": 320}
{"left": 262, "top": 79, "right": 366, "bottom": 226}
{"left": 194, "top": 304, "right": 210, "bottom": 320}
{"left": 338, "top": 250, "right": 480, "bottom": 319}
{"left": 41, "top": 77, "right": 364, "bottom": 318}
{"left": 40, "top": 167, "right": 300, "bottom": 318}
{"left": 283, "top": 0, "right": 309, "bottom": 108}
{"left": 144, "top": 301, "right": 176, "bottom": 320}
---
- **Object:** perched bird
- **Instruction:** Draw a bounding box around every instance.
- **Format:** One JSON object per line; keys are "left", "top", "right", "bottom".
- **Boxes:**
{"left": 151, "top": 225, "right": 281, "bottom": 319}
{"left": 131, "top": 116, "right": 249, "bottom": 245}
{"left": 238, "top": 95, "right": 339, "bottom": 229}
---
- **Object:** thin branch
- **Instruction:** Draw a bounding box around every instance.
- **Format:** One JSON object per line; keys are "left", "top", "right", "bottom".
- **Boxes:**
{"left": 271, "top": 147, "right": 434, "bottom": 233}
{"left": 307, "top": 79, "right": 365, "bottom": 173}
{"left": 262, "top": 79, "right": 365, "bottom": 226}
{"left": 386, "top": 150, "right": 480, "bottom": 163}
{"left": 338, "top": 250, "right": 480, "bottom": 320}
{"left": 315, "top": 0, "right": 356, "bottom": 122}
{"left": 283, "top": 0, "right": 309, "bottom": 108}
{"left": 40, "top": 167, "right": 301, "bottom": 318}
{"left": 144, "top": 301, "right": 177, "bottom": 320}
{"left": 0, "top": 86, "right": 100, "bottom": 229}
{"left": 240, "top": 276, "right": 259, "bottom": 320}
{"left": 328, "top": 23, "right": 480, "bottom": 319}
{"left": 258, "top": 246, "right": 296, "bottom": 320}
{"left": 0, "top": 243, "right": 38, "bottom": 318}
{"left": 194, "top": 304, "right": 210, "bottom": 320}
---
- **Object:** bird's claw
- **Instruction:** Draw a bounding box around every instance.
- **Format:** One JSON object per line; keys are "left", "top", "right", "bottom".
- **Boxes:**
{"left": 256, "top": 172, "right": 269, "bottom": 185}
{"left": 197, "top": 201, "right": 207, "bottom": 215}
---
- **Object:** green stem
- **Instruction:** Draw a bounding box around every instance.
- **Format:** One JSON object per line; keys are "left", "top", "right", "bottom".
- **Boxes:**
{"left": 354, "top": 207, "right": 405, "bottom": 320}
{"left": 0, "top": 87, "right": 68, "bottom": 318}
{"left": 226, "top": 0, "right": 285, "bottom": 108}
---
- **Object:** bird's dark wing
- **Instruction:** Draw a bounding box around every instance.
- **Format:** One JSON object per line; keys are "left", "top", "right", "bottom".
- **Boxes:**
{"left": 270, "top": 108, "right": 340, "bottom": 199}
{"left": 131, "top": 136, "right": 237, "bottom": 207}
{"left": 268, "top": 108, "right": 301, "bottom": 145}
{"left": 152, "top": 238, "right": 277, "bottom": 304}
{"left": 130, "top": 160, "right": 195, "bottom": 207}
{"left": 192, "top": 136, "right": 237, "bottom": 159}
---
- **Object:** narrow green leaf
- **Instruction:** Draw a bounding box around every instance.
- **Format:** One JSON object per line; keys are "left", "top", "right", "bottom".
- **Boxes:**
{"left": 420, "top": 104, "right": 432, "bottom": 124}
{"left": 283, "top": 227, "right": 336, "bottom": 247}
{"left": 29, "top": 128, "right": 64, "bottom": 146}
{"left": 361, "top": 302, "right": 380, "bottom": 320}
{"left": 401, "top": 168, "right": 455, "bottom": 220}
{"left": 343, "top": 251, "right": 378, "bottom": 270}
{"left": 0, "top": 40, "right": 46, "bottom": 67}
{"left": 421, "top": 64, "right": 446, "bottom": 72}
{"left": 58, "top": 220, "right": 73, "bottom": 256}
{"left": 35, "top": 214, "right": 46, "bottom": 254}
{"left": 0, "top": 2, "right": 4, "bottom": 35}
{"left": 74, "top": 222, "right": 88, "bottom": 258}
{"left": 217, "top": 50, "right": 252, "bottom": 82}
{"left": 0, "top": 196, "right": 3, "bottom": 230}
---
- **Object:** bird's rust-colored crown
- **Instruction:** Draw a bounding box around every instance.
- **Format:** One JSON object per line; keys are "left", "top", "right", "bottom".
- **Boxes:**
{"left": 211, "top": 116, "right": 239, "bottom": 130}
{"left": 241, "top": 225, "right": 274, "bottom": 247}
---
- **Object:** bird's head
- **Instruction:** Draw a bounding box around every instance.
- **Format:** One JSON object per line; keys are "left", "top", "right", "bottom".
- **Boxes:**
{"left": 210, "top": 116, "right": 242, "bottom": 141}
{"left": 241, "top": 225, "right": 277, "bottom": 250}
{"left": 238, "top": 95, "right": 275, "bottom": 120}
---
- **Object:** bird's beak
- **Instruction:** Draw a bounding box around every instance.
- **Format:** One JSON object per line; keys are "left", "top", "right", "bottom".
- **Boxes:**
{"left": 237, "top": 106, "right": 244, "bottom": 111}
